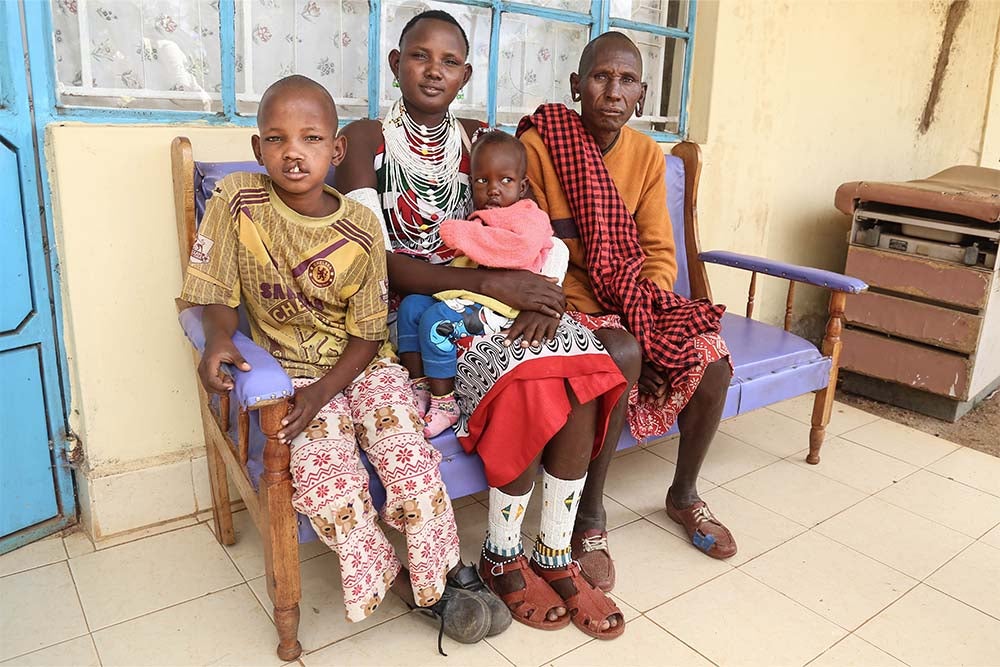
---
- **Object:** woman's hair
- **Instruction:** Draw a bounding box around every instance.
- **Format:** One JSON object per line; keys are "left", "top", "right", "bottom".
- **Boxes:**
{"left": 398, "top": 9, "right": 470, "bottom": 55}
{"left": 471, "top": 130, "right": 527, "bottom": 173}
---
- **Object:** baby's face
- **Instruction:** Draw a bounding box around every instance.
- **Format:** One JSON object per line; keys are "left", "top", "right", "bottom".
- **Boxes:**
{"left": 470, "top": 143, "right": 527, "bottom": 210}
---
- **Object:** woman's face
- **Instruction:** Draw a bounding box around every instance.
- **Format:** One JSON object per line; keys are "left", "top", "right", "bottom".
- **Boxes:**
{"left": 389, "top": 18, "right": 472, "bottom": 124}
{"left": 571, "top": 42, "right": 647, "bottom": 140}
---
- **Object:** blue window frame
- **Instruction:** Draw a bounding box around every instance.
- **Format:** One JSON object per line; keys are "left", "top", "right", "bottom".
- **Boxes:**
{"left": 31, "top": 0, "right": 695, "bottom": 140}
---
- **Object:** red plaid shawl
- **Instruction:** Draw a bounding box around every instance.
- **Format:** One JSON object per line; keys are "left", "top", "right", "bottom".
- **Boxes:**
{"left": 516, "top": 104, "right": 725, "bottom": 374}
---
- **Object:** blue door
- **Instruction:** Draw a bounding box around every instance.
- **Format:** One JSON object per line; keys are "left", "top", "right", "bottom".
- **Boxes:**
{"left": 0, "top": 1, "right": 75, "bottom": 553}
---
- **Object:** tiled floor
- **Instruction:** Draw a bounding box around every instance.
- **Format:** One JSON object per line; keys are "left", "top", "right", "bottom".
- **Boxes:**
{"left": 3, "top": 395, "right": 1000, "bottom": 667}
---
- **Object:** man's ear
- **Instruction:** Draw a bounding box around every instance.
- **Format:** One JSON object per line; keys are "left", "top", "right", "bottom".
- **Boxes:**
{"left": 330, "top": 134, "right": 347, "bottom": 167}
{"left": 569, "top": 72, "right": 581, "bottom": 102}
{"left": 635, "top": 83, "right": 648, "bottom": 118}
{"left": 388, "top": 49, "right": 400, "bottom": 80}
{"left": 251, "top": 134, "right": 263, "bottom": 165}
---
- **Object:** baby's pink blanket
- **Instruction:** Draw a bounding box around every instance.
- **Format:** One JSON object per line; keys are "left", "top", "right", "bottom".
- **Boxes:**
{"left": 439, "top": 199, "right": 553, "bottom": 273}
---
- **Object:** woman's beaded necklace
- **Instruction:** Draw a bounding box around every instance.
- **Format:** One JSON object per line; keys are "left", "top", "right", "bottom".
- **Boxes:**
{"left": 381, "top": 99, "right": 469, "bottom": 252}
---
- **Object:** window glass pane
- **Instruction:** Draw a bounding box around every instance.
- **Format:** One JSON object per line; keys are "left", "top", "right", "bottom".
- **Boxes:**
{"left": 619, "top": 29, "right": 684, "bottom": 135}
{"left": 50, "top": 0, "right": 222, "bottom": 111}
{"left": 380, "top": 0, "right": 490, "bottom": 121}
{"left": 234, "top": 0, "right": 370, "bottom": 119}
{"left": 610, "top": 0, "right": 689, "bottom": 30}
{"left": 495, "top": 14, "right": 588, "bottom": 126}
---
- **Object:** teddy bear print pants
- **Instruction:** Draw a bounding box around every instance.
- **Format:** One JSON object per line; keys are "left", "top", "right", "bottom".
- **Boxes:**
{"left": 288, "top": 359, "right": 461, "bottom": 622}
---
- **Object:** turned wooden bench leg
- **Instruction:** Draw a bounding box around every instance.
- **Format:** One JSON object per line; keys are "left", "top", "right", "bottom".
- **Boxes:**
{"left": 259, "top": 401, "right": 302, "bottom": 661}
{"left": 201, "top": 391, "right": 236, "bottom": 545}
{"left": 809, "top": 292, "right": 846, "bottom": 464}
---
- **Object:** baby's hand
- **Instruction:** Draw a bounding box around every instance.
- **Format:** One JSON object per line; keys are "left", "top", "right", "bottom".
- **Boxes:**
{"left": 504, "top": 311, "right": 560, "bottom": 348}
{"left": 198, "top": 338, "right": 251, "bottom": 394}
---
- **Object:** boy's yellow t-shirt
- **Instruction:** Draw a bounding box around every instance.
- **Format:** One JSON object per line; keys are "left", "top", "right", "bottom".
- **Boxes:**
{"left": 181, "top": 172, "right": 393, "bottom": 379}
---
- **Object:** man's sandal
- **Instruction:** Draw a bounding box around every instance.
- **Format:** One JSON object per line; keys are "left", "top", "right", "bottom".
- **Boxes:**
{"left": 478, "top": 554, "right": 571, "bottom": 631}
{"left": 666, "top": 489, "right": 737, "bottom": 559}
{"left": 571, "top": 529, "right": 615, "bottom": 592}
{"left": 530, "top": 561, "right": 625, "bottom": 640}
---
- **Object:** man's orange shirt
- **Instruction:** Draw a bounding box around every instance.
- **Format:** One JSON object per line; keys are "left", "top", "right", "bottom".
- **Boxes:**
{"left": 521, "top": 125, "right": 678, "bottom": 315}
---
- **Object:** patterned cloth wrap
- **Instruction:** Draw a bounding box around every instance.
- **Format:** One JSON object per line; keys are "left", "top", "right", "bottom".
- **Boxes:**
{"left": 517, "top": 104, "right": 731, "bottom": 437}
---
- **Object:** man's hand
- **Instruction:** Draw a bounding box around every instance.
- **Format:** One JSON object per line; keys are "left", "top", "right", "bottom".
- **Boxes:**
{"left": 278, "top": 381, "right": 332, "bottom": 444}
{"left": 505, "top": 310, "right": 561, "bottom": 348}
{"left": 482, "top": 271, "right": 565, "bottom": 318}
{"left": 637, "top": 360, "right": 669, "bottom": 406}
{"left": 198, "top": 337, "right": 251, "bottom": 394}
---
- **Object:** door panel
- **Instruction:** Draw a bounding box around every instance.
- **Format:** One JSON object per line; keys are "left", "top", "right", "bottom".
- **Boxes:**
{"left": 0, "top": 140, "right": 33, "bottom": 332}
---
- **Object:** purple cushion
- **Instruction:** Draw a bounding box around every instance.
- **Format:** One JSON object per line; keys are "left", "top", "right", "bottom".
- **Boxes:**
{"left": 665, "top": 155, "right": 691, "bottom": 300}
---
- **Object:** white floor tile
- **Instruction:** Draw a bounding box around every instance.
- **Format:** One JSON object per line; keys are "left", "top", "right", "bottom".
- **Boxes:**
{"left": 790, "top": 437, "right": 919, "bottom": 495}
{"left": 220, "top": 509, "right": 328, "bottom": 581}
{"left": 925, "top": 541, "right": 1000, "bottom": 619}
{"left": 927, "top": 446, "right": 1000, "bottom": 498}
{"left": 648, "top": 569, "right": 845, "bottom": 667}
{"left": 550, "top": 616, "right": 713, "bottom": 667}
{"left": 807, "top": 634, "right": 906, "bottom": 667}
{"left": 815, "top": 497, "right": 973, "bottom": 579}
{"left": 93, "top": 585, "right": 286, "bottom": 666}
{"left": 61, "top": 531, "right": 95, "bottom": 559}
{"left": 0, "top": 636, "right": 100, "bottom": 667}
{"left": 719, "top": 409, "right": 814, "bottom": 457}
{"left": 840, "top": 419, "right": 958, "bottom": 467}
{"left": 875, "top": 469, "right": 1000, "bottom": 538}
{"left": 741, "top": 531, "right": 916, "bottom": 629}
{"left": 604, "top": 519, "right": 730, "bottom": 612}
{"left": 453, "top": 500, "right": 489, "bottom": 565}
{"left": 70, "top": 523, "right": 242, "bottom": 630}
{"left": 0, "top": 563, "right": 88, "bottom": 662}
{"left": 648, "top": 431, "right": 779, "bottom": 485}
{"left": 602, "top": 449, "right": 678, "bottom": 517}
{"left": 981, "top": 523, "right": 1000, "bottom": 550}
{"left": 302, "top": 611, "right": 510, "bottom": 666}
{"left": 857, "top": 584, "right": 1000, "bottom": 667}
{"left": 724, "top": 460, "right": 866, "bottom": 526}
{"left": 483, "top": 612, "right": 593, "bottom": 667}
{"left": 768, "top": 395, "right": 880, "bottom": 435}
{"left": 247, "top": 552, "right": 408, "bottom": 652}
{"left": 0, "top": 535, "right": 66, "bottom": 578}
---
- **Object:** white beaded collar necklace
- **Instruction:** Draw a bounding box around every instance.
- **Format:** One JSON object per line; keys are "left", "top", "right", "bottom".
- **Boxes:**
{"left": 381, "top": 99, "right": 469, "bottom": 252}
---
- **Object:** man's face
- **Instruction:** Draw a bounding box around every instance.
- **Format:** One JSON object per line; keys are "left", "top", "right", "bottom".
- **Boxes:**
{"left": 572, "top": 42, "right": 647, "bottom": 139}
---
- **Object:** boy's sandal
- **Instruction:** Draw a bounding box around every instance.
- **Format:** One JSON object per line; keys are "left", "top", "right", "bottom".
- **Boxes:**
{"left": 478, "top": 554, "right": 571, "bottom": 631}
{"left": 529, "top": 560, "right": 625, "bottom": 640}
{"left": 571, "top": 529, "right": 616, "bottom": 592}
{"left": 665, "top": 489, "right": 738, "bottom": 560}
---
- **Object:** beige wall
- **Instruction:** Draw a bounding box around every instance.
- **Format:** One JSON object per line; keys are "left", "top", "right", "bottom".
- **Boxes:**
{"left": 46, "top": 1, "right": 1000, "bottom": 538}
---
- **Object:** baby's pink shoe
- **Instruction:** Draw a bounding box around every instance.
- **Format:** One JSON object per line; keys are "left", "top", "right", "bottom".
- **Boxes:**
{"left": 411, "top": 377, "right": 431, "bottom": 417}
{"left": 423, "top": 393, "right": 460, "bottom": 438}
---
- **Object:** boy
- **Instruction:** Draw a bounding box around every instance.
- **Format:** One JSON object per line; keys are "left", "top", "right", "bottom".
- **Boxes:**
{"left": 396, "top": 131, "right": 568, "bottom": 437}
{"left": 181, "top": 75, "right": 505, "bottom": 644}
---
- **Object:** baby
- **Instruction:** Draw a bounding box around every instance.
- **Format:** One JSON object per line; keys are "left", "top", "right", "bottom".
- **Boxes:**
{"left": 396, "top": 131, "right": 568, "bottom": 436}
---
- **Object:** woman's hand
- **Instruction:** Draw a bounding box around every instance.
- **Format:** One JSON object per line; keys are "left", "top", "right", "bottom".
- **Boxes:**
{"left": 481, "top": 270, "right": 566, "bottom": 318}
{"left": 278, "top": 382, "right": 332, "bottom": 444}
{"left": 505, "top": 310, "right": 561, "bottom": 348}
{"left": 637, "top": 360, "right": 669, "bottom": 406}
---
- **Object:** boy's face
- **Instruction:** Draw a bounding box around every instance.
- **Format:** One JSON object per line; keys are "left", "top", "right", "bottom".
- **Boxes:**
{"left": 471, "top": 143, "right": 528, "bottom": 210}
{"left": 251, "top": 91, "right": 345, "bottom": 203}
{"left": 388, "top": 18, "right": 471, "bottom": 123}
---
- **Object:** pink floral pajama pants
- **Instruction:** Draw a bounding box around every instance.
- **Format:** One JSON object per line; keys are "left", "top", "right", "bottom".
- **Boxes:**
{"left": 289, "top": 359, "right": 460, "bottom": 622}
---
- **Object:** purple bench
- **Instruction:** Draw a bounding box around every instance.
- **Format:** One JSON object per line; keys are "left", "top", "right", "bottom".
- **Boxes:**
{"left": 172, "top": 138, "right": 865, "bottom": 659}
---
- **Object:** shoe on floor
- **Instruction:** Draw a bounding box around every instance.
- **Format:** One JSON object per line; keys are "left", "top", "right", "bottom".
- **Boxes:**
{"left": 571, "top": 529, "right": 615, "bottom": 592}
{"left": 665, "top": 489, "right": 737, "bottom": 559}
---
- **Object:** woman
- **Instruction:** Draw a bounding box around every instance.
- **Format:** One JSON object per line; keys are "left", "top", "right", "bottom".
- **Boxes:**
{"left": 337, "top": 10, "right": 625, "bottom": 639}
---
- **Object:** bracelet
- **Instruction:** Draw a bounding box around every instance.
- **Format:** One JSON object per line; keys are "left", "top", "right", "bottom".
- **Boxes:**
{"left": 481, "top": 543, "right": 521, "bottom": 576}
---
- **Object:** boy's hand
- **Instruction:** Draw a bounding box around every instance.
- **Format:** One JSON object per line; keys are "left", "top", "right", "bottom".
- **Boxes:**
{"left": 638, "top": 360, "right": 669, "bottom": 406}
{"left": 505, "top": 310, "right": 560, "bottom": 348}
{"left": 198, "top": 338, "right": 252, "bottom": 394}
{"left": 278, "top": 382, "right": 331, "bottom": 444}
{"left": 482, "top": 271, "right": 565, "bottom": 318}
